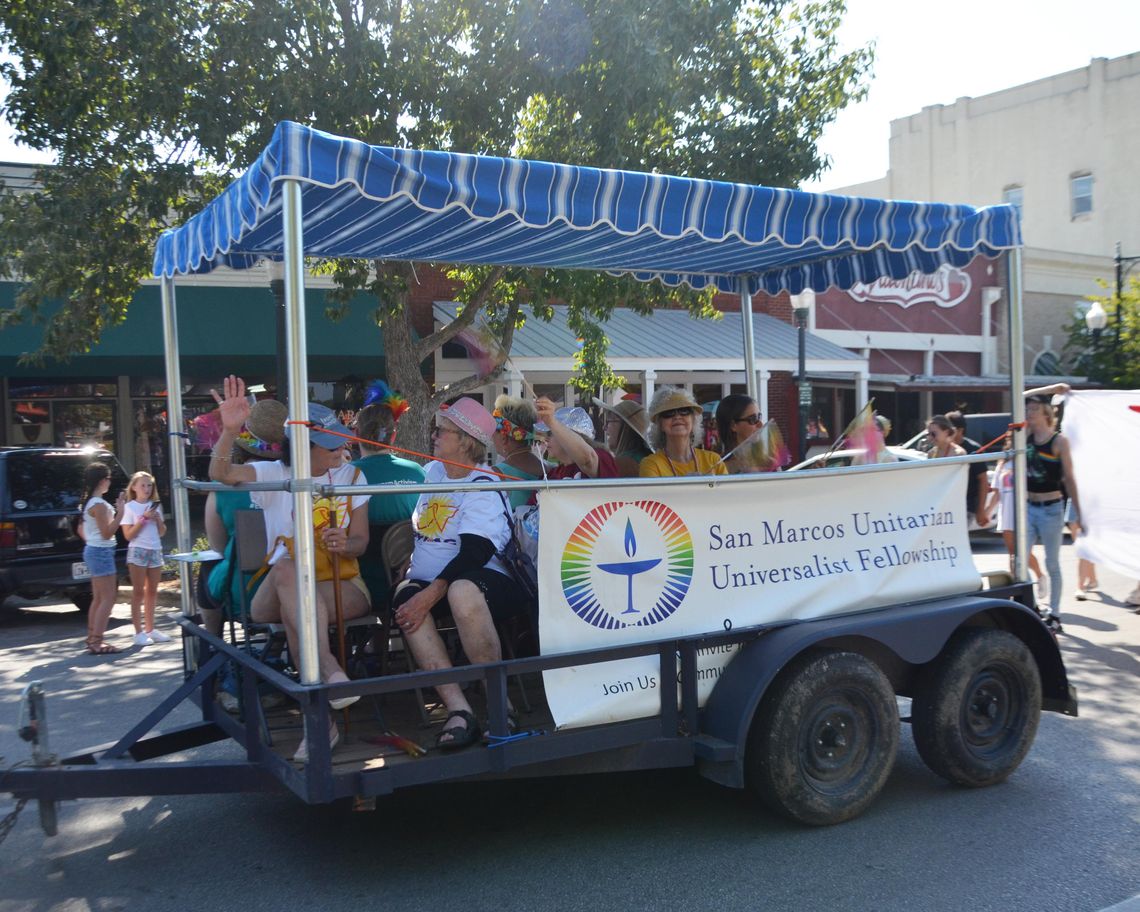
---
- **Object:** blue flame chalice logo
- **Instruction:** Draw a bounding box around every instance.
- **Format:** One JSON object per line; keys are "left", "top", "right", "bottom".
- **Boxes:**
{"left": 596, "top": 519, "right": 661, "bottom": 615}
{"left": 561, "top": 500, "right": 694, "bottom": 630}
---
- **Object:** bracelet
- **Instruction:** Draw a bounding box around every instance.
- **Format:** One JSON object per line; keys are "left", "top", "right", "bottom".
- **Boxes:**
{"left": 211, "top": 453, "right": 230, "bottom": 461}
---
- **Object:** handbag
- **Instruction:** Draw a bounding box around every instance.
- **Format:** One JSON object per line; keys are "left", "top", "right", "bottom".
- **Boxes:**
{"left": 494, "top": 493, "right": 539, "bottom": 603}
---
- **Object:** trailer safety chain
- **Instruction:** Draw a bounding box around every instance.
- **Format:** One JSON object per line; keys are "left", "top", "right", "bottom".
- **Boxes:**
{"left": 0, "top": 760, "right": 31, "bottom": 848}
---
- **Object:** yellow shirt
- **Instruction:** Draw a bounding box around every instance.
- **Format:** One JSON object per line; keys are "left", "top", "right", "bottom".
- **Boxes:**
{"left": 639, "top": 448, "right": 728, "bottom": 477}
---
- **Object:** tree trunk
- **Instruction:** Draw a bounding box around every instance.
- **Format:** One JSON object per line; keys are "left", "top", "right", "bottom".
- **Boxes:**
{"left": 380, "top": 304, "right": 435, "bottom": 464}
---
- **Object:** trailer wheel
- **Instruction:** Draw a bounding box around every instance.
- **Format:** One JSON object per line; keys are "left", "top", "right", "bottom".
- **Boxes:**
{"left": 745, "top": 650, "right": 899, "bottom": 826}
{"left": 911, "top": 628, "right": 1041, "bottom": 788}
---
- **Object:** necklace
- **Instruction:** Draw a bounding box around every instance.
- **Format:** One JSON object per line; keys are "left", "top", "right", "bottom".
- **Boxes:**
{"left": 664, "top": 445, "right": 697, "bottom": 477}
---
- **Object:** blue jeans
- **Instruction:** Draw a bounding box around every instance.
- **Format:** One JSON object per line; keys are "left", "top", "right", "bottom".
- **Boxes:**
{"left": 1026, "top": 499, "right": 1065, "bottom": 614}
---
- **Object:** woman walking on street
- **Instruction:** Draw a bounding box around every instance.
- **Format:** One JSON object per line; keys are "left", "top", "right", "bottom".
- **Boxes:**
{"left": 1024, "top": 393, "right": 1082, "bottom": 632}
{"left": 79, "top": 463, "right": 126, "bottom": 655}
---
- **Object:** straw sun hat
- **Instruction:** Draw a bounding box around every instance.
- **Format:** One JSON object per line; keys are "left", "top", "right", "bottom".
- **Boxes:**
{"left": 234, "top": 399, "right": 287, "bottom": 458}
{"left": 593, "top": 397, "right": 651, "bottom": 445}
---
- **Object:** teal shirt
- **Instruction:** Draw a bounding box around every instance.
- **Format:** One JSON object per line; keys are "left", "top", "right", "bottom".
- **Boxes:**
{"left": 493, "top": 461, "right": 542, "bottom": 509}
{"left": 352, "top": 453, "right": 426, "bottom": 604}
{"left": 352, "top": 453, "right": 426, "bottom": 523}
{"left": 206, "top": 490, "right": 255, "bottom": 615}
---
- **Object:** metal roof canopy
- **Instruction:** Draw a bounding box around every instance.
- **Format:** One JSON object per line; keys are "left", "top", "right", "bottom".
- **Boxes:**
{"left": 152, "top": 121, "right": 1029, "bottom": 689}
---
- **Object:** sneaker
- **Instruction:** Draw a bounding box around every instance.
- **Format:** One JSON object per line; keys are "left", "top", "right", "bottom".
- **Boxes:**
{"left": 218, "top": 690, "right": 240, "bottom": 714}
{"left": 146, "top": 628, "right": 172, "bottom": 643}
{"left": 292, "top": 718, "right": 340, "bottom": 763}
{"left": 326, "top": 671, "right": 360, "bottom": 711}
{"left": 1042, "top": 614, "right": 1063, "bottom": 635}
{"left": 133, "top": 631, "right": 153, "bottom": 647}
{"left": 1127, "top": 586, "right": 1140, "bottom": 608}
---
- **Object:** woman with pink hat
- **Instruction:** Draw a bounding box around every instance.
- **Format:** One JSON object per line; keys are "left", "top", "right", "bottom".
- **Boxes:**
{"left": 392, "top": 397, "right": 526, "bottom": 750}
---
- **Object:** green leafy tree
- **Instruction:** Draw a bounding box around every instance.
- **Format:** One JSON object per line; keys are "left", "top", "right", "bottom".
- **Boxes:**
{"left": 2, "top": 0, "right": 872, "bottom": 456}
{"left": 1064, "top": 278, "right": 1140, "bottom": 389}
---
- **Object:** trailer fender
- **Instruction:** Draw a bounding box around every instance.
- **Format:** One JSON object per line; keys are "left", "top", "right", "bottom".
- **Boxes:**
{"left": 697, "top": 594, "right": 1074, "bottom": 788}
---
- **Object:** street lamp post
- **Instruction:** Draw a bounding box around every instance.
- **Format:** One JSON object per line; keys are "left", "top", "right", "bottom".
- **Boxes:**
{"left": 1114, "top": 241, "right": 1140, "bottom": 380}
{"left": 1084, "top": 300, "right": 1108, "bottom": 382}
{"left": 791, "top": 290, "right": 814, "bottom": 462}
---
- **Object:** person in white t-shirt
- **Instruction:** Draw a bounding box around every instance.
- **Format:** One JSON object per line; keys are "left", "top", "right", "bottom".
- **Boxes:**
{"left": 121, "top": 471, "right": 169, "bottom": 646}
{"left": 210, "top": 376, "right": 371, "bottom": 762}
{"left": 393, "top": 397, "right": 524, "bottom": 751}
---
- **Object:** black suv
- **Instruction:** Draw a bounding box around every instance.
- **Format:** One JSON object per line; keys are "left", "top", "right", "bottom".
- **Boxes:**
{"left": 0, "top": 447, "right": 129, "bottom": 611}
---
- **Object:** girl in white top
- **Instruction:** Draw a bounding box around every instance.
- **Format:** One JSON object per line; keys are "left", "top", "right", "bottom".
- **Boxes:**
{"left": 121, "top": 471, "right": 169, "bottom": 646}
{"left": 80, "top": 462, "right": 126, "bottom": 655}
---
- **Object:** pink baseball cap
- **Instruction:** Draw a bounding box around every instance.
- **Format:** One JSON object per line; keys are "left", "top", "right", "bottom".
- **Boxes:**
{"left": 436, "top": 398, "right": 496, "bottom": 448}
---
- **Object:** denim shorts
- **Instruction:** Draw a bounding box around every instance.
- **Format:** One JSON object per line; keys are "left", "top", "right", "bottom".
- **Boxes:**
{"left": 82, "top": 544, "right": 118, "bottom": 578}
{"left": 127, "top": 546, "right": 165, "bottom": 569}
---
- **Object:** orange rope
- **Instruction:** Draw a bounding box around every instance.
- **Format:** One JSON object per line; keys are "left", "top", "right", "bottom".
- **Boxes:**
{"left": 284, "top": 421, "right": 517, "bottom": 480}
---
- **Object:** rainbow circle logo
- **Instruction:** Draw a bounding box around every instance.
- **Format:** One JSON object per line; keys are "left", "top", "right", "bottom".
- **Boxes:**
{"left": 560, "top": 500, "right": 694, "bottom": 630}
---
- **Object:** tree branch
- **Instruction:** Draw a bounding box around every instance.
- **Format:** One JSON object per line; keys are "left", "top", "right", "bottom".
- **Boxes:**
{"left": 414, "top": 263, "right": 506, "bottom": 360}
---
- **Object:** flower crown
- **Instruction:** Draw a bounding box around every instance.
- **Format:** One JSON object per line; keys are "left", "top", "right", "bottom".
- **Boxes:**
{"left": 235, "top": 429, "right": 283, "bottom": 454}
{"left": 493, "top": 409, "right": 534, "bottom": 443}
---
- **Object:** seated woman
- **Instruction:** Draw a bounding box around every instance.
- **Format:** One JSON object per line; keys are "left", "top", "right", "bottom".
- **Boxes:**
{"left": 594, "top": 396, "right": 653, "bottom": 477}
{"left": 210, "top": 376, "right": 370, "bottom": 762}
{"left": 201, "top": 398, "right": 287, "bottom": 636}
{"left": 534, "top": 397, "right": 619, "bottom": 479}
{"left": 392, "top": 397, "right": 525, "bottom": 750}
{"left": 714, "top": 394, "right": 766, "bottom": 474}
{"left": 491, "top": 394, "right": 546, "bottom": 507}
{"left": 640, "top": 387, "right": 729, "bottom": 477}
{"left": 351, "top": 387, "right": 426, "bottom": 607}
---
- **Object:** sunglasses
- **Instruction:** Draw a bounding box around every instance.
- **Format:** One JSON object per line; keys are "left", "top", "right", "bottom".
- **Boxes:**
{"left": 659, "top": 408, "right": 695, "bottom": 420}
{"left": 734, "top": 414, "right": 761, "bottom": 426}
{"left": 432, "top": 425, "right": 462, "bottom": 437}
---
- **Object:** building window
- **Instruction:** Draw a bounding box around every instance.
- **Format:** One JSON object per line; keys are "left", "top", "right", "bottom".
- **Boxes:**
{"left": 1070, "top": 173, "right": 1093, "bottom": 219}
{"left": 1003, "top": 185, "right": 1023, "bottom": 219}
{"left": 1032, "top": 350, "right": 1062, "bottom": 376}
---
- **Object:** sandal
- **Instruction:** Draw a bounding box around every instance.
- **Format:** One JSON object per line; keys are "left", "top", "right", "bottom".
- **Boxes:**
{"left": 436, "top": 709, "right": 480, "bottom": 751}
{"left": 85, "top": 637, "right": 120, "bottom": 655}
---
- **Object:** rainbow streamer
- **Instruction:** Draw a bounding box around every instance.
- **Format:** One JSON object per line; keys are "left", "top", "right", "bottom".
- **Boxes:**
{"left": 842, "top": 402, "right": 887, "bottom": 464}
{"left": 456, "top": 321, "right": 508, "bottom": 378}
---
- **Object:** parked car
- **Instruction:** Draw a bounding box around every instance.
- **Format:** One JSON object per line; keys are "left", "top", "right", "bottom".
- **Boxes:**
{"left": 0, "top": 447, "right": 129, "bottom": 611}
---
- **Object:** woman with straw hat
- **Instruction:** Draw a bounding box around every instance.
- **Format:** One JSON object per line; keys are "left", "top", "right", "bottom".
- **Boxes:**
{"left": 593, "top": 396, "right": 653, "bottom": 477}
{"left": 639, "top": 387, "right": 728, "bottom": 478}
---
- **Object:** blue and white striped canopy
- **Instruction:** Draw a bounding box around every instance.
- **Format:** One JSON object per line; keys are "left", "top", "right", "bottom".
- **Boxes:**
{"left": 153, "top": 121, "right": 1020, "bottom": 295}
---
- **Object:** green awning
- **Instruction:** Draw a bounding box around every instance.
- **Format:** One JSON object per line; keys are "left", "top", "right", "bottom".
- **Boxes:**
{"left": 0, "top": 282, "right": 387, "bottom": 379}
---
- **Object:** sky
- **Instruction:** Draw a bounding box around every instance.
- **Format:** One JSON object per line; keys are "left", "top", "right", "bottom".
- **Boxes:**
{"left": 2, "top": 0, "right": 1139, "bottom": 188}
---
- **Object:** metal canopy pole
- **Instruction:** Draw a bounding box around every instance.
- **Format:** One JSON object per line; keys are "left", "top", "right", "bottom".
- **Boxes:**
{"left": 1005, "top": 249, "right": 1028, "bottom": 583}
{"left": 739, "top": 280, "right": 758, "bottom": 401}
{"left": 159, "top": 277, "right": 196, "bottom": 670}
{"left": 282, "top": 180, "right": 320, "bottom": 686}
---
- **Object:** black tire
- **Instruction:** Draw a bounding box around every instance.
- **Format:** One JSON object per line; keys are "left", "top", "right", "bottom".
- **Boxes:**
{"left": 745, "top": 650, "right": 899, "bottom": 826}
{"left": 911, "top": 628, "right": 1041, "bottom": 788}
{"left": 68, "top": 589, "right": 94, "bottom": 613}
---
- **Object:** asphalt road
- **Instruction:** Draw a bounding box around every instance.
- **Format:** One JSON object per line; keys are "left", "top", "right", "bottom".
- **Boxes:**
{"left": 1, "top": 542, "right": 1139, "bottom": 912}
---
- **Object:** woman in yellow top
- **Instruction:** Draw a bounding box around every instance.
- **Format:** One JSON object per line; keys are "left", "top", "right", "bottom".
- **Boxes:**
{"left": 639, "top": 387, "right": 729, "bottom": 477}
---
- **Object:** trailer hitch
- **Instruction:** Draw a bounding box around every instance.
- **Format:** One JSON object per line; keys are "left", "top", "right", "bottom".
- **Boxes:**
{"left": 15, "top": 681, "right": 60, "bottom": 837}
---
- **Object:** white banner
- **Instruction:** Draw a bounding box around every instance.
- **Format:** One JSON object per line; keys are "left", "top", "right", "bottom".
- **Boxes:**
{"left": 1065, "top": 390, "right": 1140, "bottom": 578}
{"left": 537, "top": 463, "right": 981, "bottom": 728}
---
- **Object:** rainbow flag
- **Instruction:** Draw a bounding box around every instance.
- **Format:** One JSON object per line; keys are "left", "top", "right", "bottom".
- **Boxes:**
{"left": 456, "top": 319, "right": 508, "bottom": 378}
{"left": 725, "top": 421, "right": 791, "bottom": 473}
{"left": 841, "top": 402, "right": 888, "bottom": 464}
